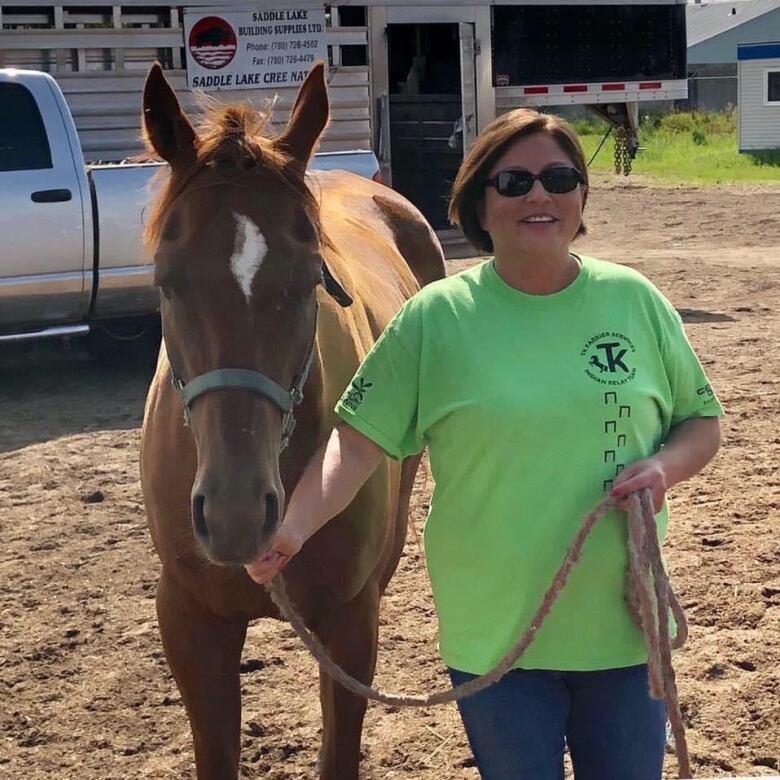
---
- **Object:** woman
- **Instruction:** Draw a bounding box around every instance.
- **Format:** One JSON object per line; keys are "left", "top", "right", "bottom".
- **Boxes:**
{"left": 245, "top": 109, "right": 723, "bottom": 779}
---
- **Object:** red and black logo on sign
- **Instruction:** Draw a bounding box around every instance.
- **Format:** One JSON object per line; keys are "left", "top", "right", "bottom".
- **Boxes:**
{"left": 188, "top": 16, "right": 237, "bottom": 70}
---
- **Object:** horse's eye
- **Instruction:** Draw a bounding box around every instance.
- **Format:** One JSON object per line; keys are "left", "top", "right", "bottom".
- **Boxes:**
{"left": 272, "top": 288, "right": 310, "bottom": 313}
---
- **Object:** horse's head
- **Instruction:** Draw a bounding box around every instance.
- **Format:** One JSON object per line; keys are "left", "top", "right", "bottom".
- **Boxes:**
{"left": 143, "top": 63, "right": 350, "bottom": 566}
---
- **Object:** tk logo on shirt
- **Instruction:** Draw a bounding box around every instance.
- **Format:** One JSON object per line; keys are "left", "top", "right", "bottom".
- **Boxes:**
{"left": 342, "top": 378, "right": 373, "bottom": 411}
{"left": 581, "top": 332, "right": 637, "bottom": 386}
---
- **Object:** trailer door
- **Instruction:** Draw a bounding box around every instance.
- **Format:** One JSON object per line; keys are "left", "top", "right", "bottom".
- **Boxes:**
{"left": 459, "top": 22, "right": 478, "bottom": 151}
{"left": 384, "top": 18, "right": 479, "bottom": 230}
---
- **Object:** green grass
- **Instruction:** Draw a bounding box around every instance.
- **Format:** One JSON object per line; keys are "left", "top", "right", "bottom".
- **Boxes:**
{"left": 577, "top": 111, "right": 780, "bottom": 185}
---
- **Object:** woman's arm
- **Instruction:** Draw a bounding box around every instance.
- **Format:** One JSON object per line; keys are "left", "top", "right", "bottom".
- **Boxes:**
{"left": 610, "top": 416, "right": 722, "bottom": 512}
{"left": 244, "top": 423, "right": 385, "bottom": 584}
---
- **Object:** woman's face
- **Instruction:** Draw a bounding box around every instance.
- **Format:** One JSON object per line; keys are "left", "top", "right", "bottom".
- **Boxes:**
{"left": 479, "top": 132, "right": 586, "bottom": 261}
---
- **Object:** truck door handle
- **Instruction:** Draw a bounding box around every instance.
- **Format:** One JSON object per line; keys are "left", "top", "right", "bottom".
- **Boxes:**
{"left": 31, "top": 188, "right": 72, "bottom": 203}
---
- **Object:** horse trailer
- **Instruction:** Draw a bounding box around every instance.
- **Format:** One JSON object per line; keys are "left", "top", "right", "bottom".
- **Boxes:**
{"left": 365, "top": 0, "right": 688, "bottom": 231}
{"left": 0, "top": 0, "right": 689, "bottom": 243}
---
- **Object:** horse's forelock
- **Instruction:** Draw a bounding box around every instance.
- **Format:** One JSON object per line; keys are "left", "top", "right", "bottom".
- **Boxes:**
{"left": 144, "top": 100, "right": 323, "bottom": 253}
{"left": 198, "top": 101, "right": 275, "bottom": 163}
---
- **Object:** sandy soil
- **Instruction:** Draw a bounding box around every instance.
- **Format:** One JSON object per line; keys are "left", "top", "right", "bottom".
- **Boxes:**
{"left": 1, "top": 181, "right": 778, "bottom": 779}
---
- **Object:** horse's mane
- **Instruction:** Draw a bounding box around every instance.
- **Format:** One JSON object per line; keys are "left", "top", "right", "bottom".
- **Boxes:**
{"left": 144, "top": 100, "right": 323, "bottom": 251}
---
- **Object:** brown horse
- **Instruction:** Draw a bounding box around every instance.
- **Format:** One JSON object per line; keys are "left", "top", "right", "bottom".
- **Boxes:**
{"left": 138, "top": 62, "right": 445, "bottom": 779}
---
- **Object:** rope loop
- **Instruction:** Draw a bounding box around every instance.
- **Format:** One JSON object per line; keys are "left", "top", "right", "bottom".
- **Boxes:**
{"left": 266, "top": 487, "right": 693, "bottom": 778}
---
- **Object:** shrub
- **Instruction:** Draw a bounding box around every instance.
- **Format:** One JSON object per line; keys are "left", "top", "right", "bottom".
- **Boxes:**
{"left": 655, "top": 111, "right": 736, "bottom": 137}
{"left": 569, "top": 116, "right": 608, "bottom": 136}
{"left": 746, "top": 150, "right": 780, "bottom": 166}
{"left": 659, "top": 113, "right": 698, "bottom": 133}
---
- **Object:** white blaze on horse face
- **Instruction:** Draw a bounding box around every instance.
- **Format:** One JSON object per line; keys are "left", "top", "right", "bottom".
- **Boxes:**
{"left": 230, "top": 214, "right": 267, "bottom": 303}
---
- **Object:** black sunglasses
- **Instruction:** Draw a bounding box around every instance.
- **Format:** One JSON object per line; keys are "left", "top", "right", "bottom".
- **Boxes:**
{"left": 484, "top": 166, "right": 584, "bottom": 197}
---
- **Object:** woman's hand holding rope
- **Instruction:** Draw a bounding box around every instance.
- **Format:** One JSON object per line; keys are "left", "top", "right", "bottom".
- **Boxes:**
{"left": 611, "top": 456, "right": 668, "bottom": 513}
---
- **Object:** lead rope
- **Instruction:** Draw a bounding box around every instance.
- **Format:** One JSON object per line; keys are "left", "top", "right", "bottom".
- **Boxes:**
{"left": 266, "top": 487, "right": 692, "bottom": 778}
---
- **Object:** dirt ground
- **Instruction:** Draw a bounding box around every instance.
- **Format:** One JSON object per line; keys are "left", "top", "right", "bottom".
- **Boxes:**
{"left": 1, "top": 181, "right": 779, "bottom": 779}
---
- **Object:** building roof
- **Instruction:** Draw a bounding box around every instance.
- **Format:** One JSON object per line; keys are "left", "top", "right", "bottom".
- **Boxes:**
{"left": 687, "top": 0, "right": 780, "bottom": 47}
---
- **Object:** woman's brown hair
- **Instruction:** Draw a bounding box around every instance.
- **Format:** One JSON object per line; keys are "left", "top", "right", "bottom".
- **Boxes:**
{"left": 448, "top": 109, "right": 589, "bottom": 253}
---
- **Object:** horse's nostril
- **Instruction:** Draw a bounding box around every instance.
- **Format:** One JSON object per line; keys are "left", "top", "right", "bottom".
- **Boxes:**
{"left": 263, "top": 492, "right": 279, "bottom": 537}
{"left": 192, "top": 494, "right": 209, "bottom": 544}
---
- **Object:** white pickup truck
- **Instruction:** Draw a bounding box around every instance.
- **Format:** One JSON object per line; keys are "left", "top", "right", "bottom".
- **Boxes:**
{"left": 0, "top": 68, "right": 380, "bottom": 344}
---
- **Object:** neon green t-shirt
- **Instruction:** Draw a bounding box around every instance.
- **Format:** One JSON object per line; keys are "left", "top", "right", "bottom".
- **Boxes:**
{"left": 335, "top": 256, "right": 723, "bottom": 674}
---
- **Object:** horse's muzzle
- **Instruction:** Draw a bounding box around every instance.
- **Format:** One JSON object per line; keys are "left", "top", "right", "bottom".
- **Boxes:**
{"left": 191, "top": 486, "right": 281, "bottom": 565}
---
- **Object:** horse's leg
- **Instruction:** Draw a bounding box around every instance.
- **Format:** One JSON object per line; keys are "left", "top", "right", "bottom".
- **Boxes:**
{"left": 157, "top": 570, "right": 248, "bottom": 780}
{"left": 316, "top": 584, "right": 380, "bottom": 780}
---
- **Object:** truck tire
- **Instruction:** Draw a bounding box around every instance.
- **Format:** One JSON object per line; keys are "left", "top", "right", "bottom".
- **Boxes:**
{"left": 87, "top": 317, "right": 161, "bottom": 369}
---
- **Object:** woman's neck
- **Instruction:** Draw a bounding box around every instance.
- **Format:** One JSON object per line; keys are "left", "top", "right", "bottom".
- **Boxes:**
{"left": 492, "top": 250, "right": 580, "bottom": 295}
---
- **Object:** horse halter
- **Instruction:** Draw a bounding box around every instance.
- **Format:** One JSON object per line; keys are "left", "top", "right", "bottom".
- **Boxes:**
{"left": 170, "top": 263, "right": 352, "bottom": 452}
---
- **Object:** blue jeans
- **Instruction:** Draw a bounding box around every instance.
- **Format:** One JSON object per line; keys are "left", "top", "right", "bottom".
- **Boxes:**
{"left": 449, "top": 664, "right": 666, "bottom": 780}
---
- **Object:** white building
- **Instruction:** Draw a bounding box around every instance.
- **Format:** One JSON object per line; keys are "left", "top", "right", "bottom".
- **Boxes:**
{"left": 687, "top": 0, "right": 780, "bottom": 110}
{"left": 738, "top": 41, "right": 780, "bottom": 150}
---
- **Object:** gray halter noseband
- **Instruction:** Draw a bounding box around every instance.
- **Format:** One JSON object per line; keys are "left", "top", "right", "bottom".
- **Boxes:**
{"left": 170, "top": 266, "right": 352, "bottom": 451}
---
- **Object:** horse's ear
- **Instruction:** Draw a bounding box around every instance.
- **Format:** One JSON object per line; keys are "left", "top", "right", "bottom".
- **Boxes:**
{"left": 277, "top": 62, "right": 330, "bottom": 167}
{"left": 142, "top": 63, "right": 197, "bottom": 167}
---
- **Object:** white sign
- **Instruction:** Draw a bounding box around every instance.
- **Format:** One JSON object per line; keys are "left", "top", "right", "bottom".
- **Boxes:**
{"left": 183, "top": 6, "right": 327, "bottom": 91}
